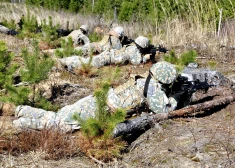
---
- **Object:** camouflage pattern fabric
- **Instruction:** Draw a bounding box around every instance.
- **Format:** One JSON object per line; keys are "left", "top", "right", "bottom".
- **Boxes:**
{"left": 12, "top": 61, "right": 180, "bottom": 131}
{"left": 13, "top": 106, "right": 57, "bottom": 130}
{"left": 91, "top": 51, "right": 111, "bottom": 68}
{"left": 110, "top": 46, "right": 130, "bottom": 64}
{"left": 0, "top": 25, "right": 10, "bottom": 34}
{"left": 136, "top": 77, "right": 177, "bottom": 114}
{"left": 75, "top": 42, "right": 103, "bottom": 56}
{"left": 101, "top": 35, "right": 122, "bottom": 51}
{"left": 150, "top": 61, "right": 177, "bottom": 84}
{"left": 13, "top": 95, "right": 97, "bottom": 131}
{"left": 147, "top": 61, "right": 178, "bottom": 113}
{"left": 62, "top": 29, "right": 90, "bottom": 45}
{"left": 56, "top": 95, "right": 96, "bottom": 130}
{"left": 59, "top": 44, "right": 145, "bottom": 69}
{"left": 107, "top": 78, "right": 144, "bottom": 112}
{"left": 146, "top": 88, "right": 177, "bottom": 114}
{"left": 110, "top": 44, "right": 142, "bottom": 65}
{"left": 74, "top": 35, "right": 122, "bottom": 57}
{"left": 58, "top": 56, "right": 87, "bottom": 70}
{"left": 58, "top": 51, "right": 111, "bottom": 69}
{"left": 75, "top": 33, "right": 90, "bottom": 45}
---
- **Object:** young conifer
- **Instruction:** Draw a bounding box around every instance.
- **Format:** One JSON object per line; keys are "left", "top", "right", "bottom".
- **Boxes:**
{"left": 20, "top": 40, "right": 54, "bottom": 107}
{"left": 73, "top": 67, "right": 126, "bottom": 161}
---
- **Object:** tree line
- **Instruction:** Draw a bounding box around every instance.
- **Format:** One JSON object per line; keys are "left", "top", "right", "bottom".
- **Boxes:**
{"left": 1, "top": 0, "right": 235, "bottom": 24}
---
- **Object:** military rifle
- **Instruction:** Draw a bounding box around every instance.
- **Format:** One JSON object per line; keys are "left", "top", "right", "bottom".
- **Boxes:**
{"left": 148, "top": 44, "right": 168, "bottom": 63}
{"left": 149, "top": 44, "right": 168, "bottom": 54}
{"left": 121, "top": 36, "right": 134, "bottom": 45}
{"left": 169, "top": 75, "right": 215, "bottom": 109}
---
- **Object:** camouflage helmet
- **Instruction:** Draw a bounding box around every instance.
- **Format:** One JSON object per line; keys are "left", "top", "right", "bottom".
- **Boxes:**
{"left": 150, "top": 61, "right": 177, "bottom": 84}
{"left": 113, "top": 26, "right": 124, "bottom": 37}
{"left": 80, "top": 25, "right": 88, "bottom": 32}
{"left": 134, "top": 36, "right": 149, "bottom": 49}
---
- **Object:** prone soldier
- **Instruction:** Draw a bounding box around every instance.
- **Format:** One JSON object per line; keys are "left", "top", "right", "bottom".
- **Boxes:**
{"left": 12, "top": 61, "right": 224, "bottom": 131}
{"left": 58, "top": 36, "right": 167, "bottom": 71}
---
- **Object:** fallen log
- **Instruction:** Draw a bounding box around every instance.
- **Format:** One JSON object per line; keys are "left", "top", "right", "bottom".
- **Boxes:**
{"left": 113, "top": 94, "right": 235, "bottom": 138}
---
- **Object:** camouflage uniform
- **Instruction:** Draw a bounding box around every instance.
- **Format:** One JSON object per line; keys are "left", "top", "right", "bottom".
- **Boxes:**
{"left": 0, "top": 25, "right": 10, "bottom": 34}
{"left": 13, "top": 95, "right": 97, "bottom": 131}
{"left": 58, "top": 36, "right": 151, "bottom": 70}
{"left": 62, "top": 25, "right": 90, "bottom": 46}
{"left": 74, "top": 27, "right": 124, "bottom": 56}
{"left": 12, "top": 61, "right": 179, "bottom": 131}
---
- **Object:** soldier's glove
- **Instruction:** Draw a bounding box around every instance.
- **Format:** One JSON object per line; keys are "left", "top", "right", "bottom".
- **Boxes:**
{"left": 171, "top": 91, "right": 187, "bottom": 103}
{"left": 143, "top": 54, "right": 151, "bottom": 63}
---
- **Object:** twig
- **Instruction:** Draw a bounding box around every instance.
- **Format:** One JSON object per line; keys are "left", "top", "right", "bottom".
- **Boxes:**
{"left": 89, "top": 155, "right": 106, "bottom": 166}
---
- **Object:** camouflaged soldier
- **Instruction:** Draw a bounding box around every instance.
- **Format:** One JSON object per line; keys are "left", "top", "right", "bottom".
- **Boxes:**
{"left": 62, "top": 24, "right": 90, "bottom": 46}
{"left": 12, "top": 61, "right": 182, "bottom": 131}
{"left": 0, "top": 24, "right": 10, "bottom": 34}
{"left": 74, "top": 26, "right": 125, "bottom": 56}
{"left": 13, "top": 95, "right": 97, "bottom": 131}
{"left": 58, "top": 36, "right": 155, "bottom": 70}
{"left": 107, "top": 61, "right": 180, "bottom": 114}
{"left": 0, "top": 24, "right": 18, "bottom": 35}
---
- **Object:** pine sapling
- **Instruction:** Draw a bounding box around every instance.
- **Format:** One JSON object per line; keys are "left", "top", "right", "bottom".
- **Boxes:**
{"left": 20, "top": 40, "right": 54, "bottom": 108}
{"left": 73, "top": 69, "right": 126, "bottom": 161}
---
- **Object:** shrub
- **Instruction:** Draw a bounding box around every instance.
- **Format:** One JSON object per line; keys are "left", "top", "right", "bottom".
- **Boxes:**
{"left": 0, "top": 41, "right": 16, "bottom": 90}
{"left": 180, "top": 50, "right": 197, "bottom": 66}
{"left": 40, "top": 16, "right": 60, "bottom": 47}
{"left": 73, "top": 71, "right": 127, "bottom": 161}
{"left": 207, "top": 60, "right": 217, "bottom": 70}
{"left": 0, "top": 18, "right": 17, "bottom": 30}
{"left": 0, "top": 41, "right": 28, "bottom": 105}
{"left": 88, "top": 32, "right": 103, "bottom": 43}
{"left": 19, "top": 40, "right": 55, "bottom": 109}
{"left": 74, "top": 55, "right": 98, "bottom": 77}
{"left": 163, "top": 50, "right": 179, "bottom": 65}
{"left": 17, "top": 10, "right": 40, "bottom": 38}
{"left": 55, "top": 37, "right": 82, "bottom": 58}
{"left": 164, "top": 49, "right": 197, "bottom": 71}
{"left": 1, "top": 40, "right": 56, "bottom": 110}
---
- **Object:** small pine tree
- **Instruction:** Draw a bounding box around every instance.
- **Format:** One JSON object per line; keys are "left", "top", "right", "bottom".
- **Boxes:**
{"left": 0, "top": 41, "right": 16, "bottom": 90}
{"left": 88, "top": 32, "right": 103, "bottom": 43}
{"left": 55, "top": 37, "right": 82, "bottom": 58}
{"left": 18, "top": 9, "right": 39, "bottom": 38}
{"left": 164, "top": 49, "right": 197, "bottom": 71}
{"left": 180, "top": 50, "right": 197, "bottom": 66}
{"left": 163, "top": 50, "right": 179, "bottom": 65}
{"left": 20, "top": 40, "right": 55, "bottom": 108}
{"left": 0, "top": 41, "right": 29, "bottom": 105}
{"left": 1, "top": 18, "right": 16, "bottom": 30}
{"left": 73, "top": 68, "right": 126, "bottom": 161}
{"left": 41, "top": 16, "right": 60, "bottom": 45}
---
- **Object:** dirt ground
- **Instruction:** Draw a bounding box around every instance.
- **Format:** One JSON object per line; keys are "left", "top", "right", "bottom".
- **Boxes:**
{"left": 1, "top": 33, "right": 235, "bottom": 168}
{"left": 1, "top": 102, "right": 235, "bottom": 168}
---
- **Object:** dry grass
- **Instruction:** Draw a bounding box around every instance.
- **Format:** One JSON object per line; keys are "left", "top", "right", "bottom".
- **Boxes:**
{"left": 77, "top": 132, "right": 127, "bottom": 162}
{"left": 0, "top": 127, "right": 80, "bottom": 160}
{"left": 1, "top": 2, "right": 235, "bottom": 68}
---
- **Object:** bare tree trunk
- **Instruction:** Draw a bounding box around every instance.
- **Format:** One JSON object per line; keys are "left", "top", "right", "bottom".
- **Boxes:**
{"left": 113, "top": 94, "right": 235, "bottom": 137}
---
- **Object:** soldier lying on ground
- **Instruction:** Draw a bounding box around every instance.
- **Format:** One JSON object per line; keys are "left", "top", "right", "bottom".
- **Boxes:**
{"left": 75, "top": 26, "right": 126, "bottom": 55}
{"left": 0, "top": 24, "right": 18, "bottom": 35}
{"left": 12, "top": 61, "right": 231, "bottom": 132}
{"left": 44, "top": 26, "right": 127, "bottom": 56}
{"left": 58, "top": 36, "right": 164, "bottom": 71}
{"left": 61, "top": 24, "right": 90, "bottom": 46}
